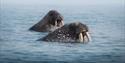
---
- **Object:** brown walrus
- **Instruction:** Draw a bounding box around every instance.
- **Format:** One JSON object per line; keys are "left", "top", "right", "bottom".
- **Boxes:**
{"left": 29, "top": 10, "right": 64, "bottom": 32}
{"left": 39, "top": 22, "right": 91, "bottom": 43}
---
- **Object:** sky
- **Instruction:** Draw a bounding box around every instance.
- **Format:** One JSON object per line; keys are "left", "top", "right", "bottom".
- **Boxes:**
{"left": 1, "top": 0, "right": 124, "bottom": 6}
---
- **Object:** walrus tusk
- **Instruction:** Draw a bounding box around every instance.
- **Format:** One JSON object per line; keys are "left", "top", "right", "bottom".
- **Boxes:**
{"left": 78, "top": 33, "right": 84, "bottom": 42}
{"left": 55, "top": 21, "right": 57, "bottom": 26}
{"left": 61, "top": 21, "right": 64, "bottom": 26}
{"left": 85, "top": 32, "right": 91, "bottom": 42}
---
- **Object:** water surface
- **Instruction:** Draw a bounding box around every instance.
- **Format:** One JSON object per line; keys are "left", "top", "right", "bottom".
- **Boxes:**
{"left": 0, "top": 5, "right": 125, "bottom": 63}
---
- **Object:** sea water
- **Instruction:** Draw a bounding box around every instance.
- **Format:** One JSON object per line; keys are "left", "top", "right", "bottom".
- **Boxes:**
{"left": 0, "top": 4, "right": 125, "bottom": 63}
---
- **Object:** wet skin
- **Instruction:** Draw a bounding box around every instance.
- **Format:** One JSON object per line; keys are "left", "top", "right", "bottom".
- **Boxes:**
{"left": 29, "top": 10, "right": 64, "bottom": 32}
{"left": 39, "top": 22, "right": 91, "bottom": 43}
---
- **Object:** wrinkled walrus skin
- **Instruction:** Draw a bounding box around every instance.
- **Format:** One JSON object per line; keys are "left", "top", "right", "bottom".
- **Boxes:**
{"left": 39, "top": 22, "right": 91, "bottom": 43}
{"left": 29, "top": 10, "right": 64, "bottom": 32}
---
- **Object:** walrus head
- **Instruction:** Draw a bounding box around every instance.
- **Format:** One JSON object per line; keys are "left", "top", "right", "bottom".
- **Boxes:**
{"left": 48, "top": 10, "right": 64, "bottom": 27}
{"left": 29, "top": 10, "right": 64, "bottom": 32}
{"left": 68, "top": 22, "right": 91, "bottom": 42}
{"left": 40, "top": 22, "right": 91, "bottom": 43}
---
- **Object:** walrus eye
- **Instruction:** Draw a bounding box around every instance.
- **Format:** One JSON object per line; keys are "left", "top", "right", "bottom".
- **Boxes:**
{"left": 49, "top": 13, "right": 54, "bottom": 16}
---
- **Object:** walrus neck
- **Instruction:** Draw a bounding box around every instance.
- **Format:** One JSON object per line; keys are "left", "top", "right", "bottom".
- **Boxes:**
{"left": 47, "top": 24, "right": 59, "bottom": 32}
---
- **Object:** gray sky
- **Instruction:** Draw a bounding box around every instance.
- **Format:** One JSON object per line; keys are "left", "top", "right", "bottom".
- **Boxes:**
{"left": 1, "top": 0, "right": 124, "bottom": 6}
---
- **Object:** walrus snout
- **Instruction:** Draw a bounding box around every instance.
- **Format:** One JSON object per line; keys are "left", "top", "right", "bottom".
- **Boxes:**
{"left": 47, "top": 10, "right": 64, "bottom": 28}
{"left": 73, "top": 22, "right": 91, "bottom": 42}
{"left": 56, "top": 19, "right": 64, "bottom": 27}
{"left": 78, "top": 31, "right": 91, "bottom": 42}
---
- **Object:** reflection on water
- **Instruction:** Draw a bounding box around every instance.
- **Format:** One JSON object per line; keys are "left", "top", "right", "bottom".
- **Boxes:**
{"left": 0, "top": 5, "right": 125, "bottom": 63}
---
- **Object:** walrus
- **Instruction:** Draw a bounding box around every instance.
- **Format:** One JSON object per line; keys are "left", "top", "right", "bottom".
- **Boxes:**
{"left": 29, "top": 10, "right": 64, "bottom": 32}
{"left": 39, "top": 22, "right": 91, "bottom": 43}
